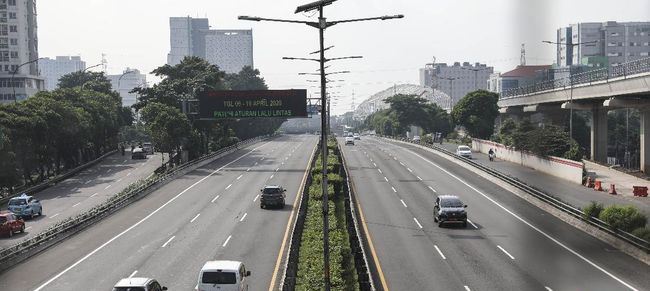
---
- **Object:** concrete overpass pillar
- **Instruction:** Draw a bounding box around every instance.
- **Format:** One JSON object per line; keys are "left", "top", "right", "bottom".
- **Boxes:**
{"left": 641, "top": 110, "right": 650, "bottom": 173}
{"left": 591, "top": 106, "right": 608, "bottom": 163}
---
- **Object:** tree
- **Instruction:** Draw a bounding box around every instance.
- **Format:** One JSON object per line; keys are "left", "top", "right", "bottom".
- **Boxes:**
{"left": 451, "top": 90, "right": 499, "bottom": 139}
{"left": 140, "top": 102, "right": 191, "bottom": 165}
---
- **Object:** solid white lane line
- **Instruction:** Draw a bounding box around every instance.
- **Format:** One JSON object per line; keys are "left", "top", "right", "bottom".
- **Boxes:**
{"left": 467, "top": 219, "right": 479, "bottom": 229}
{"left": 270, "top": 174, "right": 274, "bottom": 179}
{"left": 400, "top": 200, "right": 408, "bottom": 208}
{"left": 190, "top": 213, "right": 201, "bottom": 223}
{"left": 128, "top": 270, "right": 138, "bottom": 278}
{"left": 407, "top": 167, "right": 413, "bottom": 172}
{"left": 72, "top": 202, "right": 81, "bottom": 208}
{"left": 90, "top": 193, "right": 98, "bottom": 198}
{"left": 253, "top": 194, "right": 260, "bottom": 202}
{"left": 434, "top": 245, "right": 446, "bottom": 260}
{"left": 240, "top": 213, "right": 248, "bottom": 222}
{"left": 391, "top": 187, "right": 397, "bottom": 193}
{"left": 126, "top": 172, "right": 132, "bottom": 176}
{"left": 413, "top": 217, "right": 423, "bottom": 229}
{"left": 497, "top": 245, "right": 515, "bottom": 260}
{"left": 383, "top": 177, "right": 389, "bottom": 182}
{"left": 162, "top": 236, "right": 176, "bottom": 248}
{"left": 545, "top": 287, "right": 553, "bottom": 291}
{"left": 378, "top": 169, "right": 383, "bottom": 174}
{"left": 417, "top": 176, "right": 423, "bottom": 181}
{"left": 226, "top": 184, "right": 232, "bottom": 190}
{"left": 407, "top": 149, "right": 639, "bottom": 291}
{"left": 50, "top": 213, "right": 60, "bottom": 219}
{"left": 116, "top": 178, "right": 122, "bottom": 183}
{"left": 32, "top": 142, "right": 271, "bottom": 291}
{"left": 211, "top": 195, "right": 220, "bottom": 203}
{"left": 464, "top": 286, "right": 471, "bottom": 291}
{"left": 104, "top": 185, "right": 112, "bottom": 190}
{"left": 222, "top": 235, "right": 232, "bottom": 247}
{"left": 237, "top": 174, "right": 243, "bottom": 180}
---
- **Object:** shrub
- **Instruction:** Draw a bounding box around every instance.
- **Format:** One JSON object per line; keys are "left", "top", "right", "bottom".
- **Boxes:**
{"left": 631, "top": 228, "right": 650, "bottom": 242}
{"left": 582, "top": 201, "right": 604, "bottom": 220}
{"left": 599, "top": 205, "right": 647, "bottom": 232}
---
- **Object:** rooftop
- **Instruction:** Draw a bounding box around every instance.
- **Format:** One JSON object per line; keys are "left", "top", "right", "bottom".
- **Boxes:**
{"left": 501, "top": 65, "right": 552, "bottom": 78}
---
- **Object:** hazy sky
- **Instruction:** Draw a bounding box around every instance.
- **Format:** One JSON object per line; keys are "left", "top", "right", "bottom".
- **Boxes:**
{"left": 39, "top": 0, "right": 649, "bottom": 115}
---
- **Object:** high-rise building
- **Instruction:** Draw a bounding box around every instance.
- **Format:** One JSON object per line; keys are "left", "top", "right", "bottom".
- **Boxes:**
{"left": 167, "top": 17, "right": 254, "bottom": 74}
{"left": 419, "top": 62, "right": 493, "bottom": 107}
{"left": 556, "top": 21, "right": 650, "bottom": 67}
{"left": 38, "top": 56, "right": 86, "bottom": 91}
{"left": 108, "top": 68, "right": 147, "bottom": 107}
{"left": 0, "top": 0, "right": 44, "bottom": 103}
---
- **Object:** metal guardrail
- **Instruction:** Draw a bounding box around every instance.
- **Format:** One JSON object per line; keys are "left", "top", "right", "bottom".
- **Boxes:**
{"left": 501, "top": 57, "right": 650, "bottom": 99}
{"left": 0, "top": 150, "right": 118, "bottom": 204}
{"left": 0, "top": 136, "right": 269, "bottom": 266}
{"left": 385, "top": 136, "right": 650, "bottom": 253}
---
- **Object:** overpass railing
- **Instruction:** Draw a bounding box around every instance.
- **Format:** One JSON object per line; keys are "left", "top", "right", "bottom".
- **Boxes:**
{"left": 501, "top": 57, "right": 650, "bottom": 99}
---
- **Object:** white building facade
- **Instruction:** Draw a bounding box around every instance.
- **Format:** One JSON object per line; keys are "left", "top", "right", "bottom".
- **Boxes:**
{"left": 108, "top": 68, "right": 147, "bottom": 107}
{"left": 0, "top": 0, "right": 43, "bottom": 103}
{"left": 167, "top": 17, "right": 253, "bottom": 74}
{"left": 419, "top": 62, "right": 493, "bottom": 108}
{"left": 38, "top": 56, "right": 86, "bottom": 91}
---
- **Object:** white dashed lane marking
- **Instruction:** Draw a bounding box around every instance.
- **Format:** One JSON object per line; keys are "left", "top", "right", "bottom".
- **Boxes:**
{"left": 497, "top": 245, "right": 515, "bottom": 260}
{"left": 434, "top": 245, "right": 447, "bottom": 260}
{"left": 222, "top": 235, "right": 232, "bottom": 247}
{"left": 400, "top": 200, "right": 408, "bottom": 208}
{"left": 413, "top": 217, "right": 423, "bottom": 229}
{"left": 240, "top": 213, "right": 248, "bottom": 222}
{"left": 190, "top": 213, "right": 201, "bottom": 223}
{"left": 211, "top": 195, "right": 220, "bottom": 203}
{"left": 162, "top": 236, "right": 175, "bottom": 248}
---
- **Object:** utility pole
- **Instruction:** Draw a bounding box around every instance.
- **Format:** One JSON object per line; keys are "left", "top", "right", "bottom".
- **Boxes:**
{"left": 239, "top": 3, "right": 403, "bottom": 289}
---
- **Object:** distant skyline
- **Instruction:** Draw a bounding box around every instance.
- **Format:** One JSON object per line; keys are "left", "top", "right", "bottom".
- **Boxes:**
{"left": 39, "top": 0, "right": 650, "bottom": 114}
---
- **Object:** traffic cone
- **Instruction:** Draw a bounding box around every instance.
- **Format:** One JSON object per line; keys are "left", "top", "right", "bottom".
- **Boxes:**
{"left": 608, "top": 184, "right": 617, "bottom": 195}
{"left": 594, "top": 180, "right": 603, "bottom": 191}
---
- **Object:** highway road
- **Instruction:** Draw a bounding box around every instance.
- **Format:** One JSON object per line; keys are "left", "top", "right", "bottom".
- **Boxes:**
{"left": 0, "top": 134, "right": 317, "bottom": 291}
{"left": 0, "top": 151, "right": 163, "bottom": 248}
{"left": 341, "top": 136, "right": 650, "bottom": 291}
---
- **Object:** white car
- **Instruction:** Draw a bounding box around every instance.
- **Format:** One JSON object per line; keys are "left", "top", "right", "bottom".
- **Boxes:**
{"left": 353, "top": 133, "right": 361, "bottom": 140}
{"left": 112, "top": 277, "right": 167, "bottom": 291}
{"left": 198, "top": 260, "right": 250, "bottom": 291}
{"left": 456, "top": 145, "right": 472, "bottom": 158}
{"left": 412, "top": 135, "right": 421, "bottom": 142}
{"left": 345, "top": 136, "right": 355, "bottom": 145}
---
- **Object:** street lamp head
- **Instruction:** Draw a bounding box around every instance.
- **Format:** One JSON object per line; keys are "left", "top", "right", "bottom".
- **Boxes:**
{"left": 295, "top": 0, "right": 337, "bottom": 13}
{"left": 238, "top": 15, "right": 261, "bottom": 21}
{"left": 542, "top": 40, "right": 553, "bottom": 44}
{"left": 381, "top": 14, "right": 404, "bottom": 20}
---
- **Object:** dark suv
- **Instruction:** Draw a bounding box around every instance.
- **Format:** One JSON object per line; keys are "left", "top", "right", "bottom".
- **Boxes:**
{"left": 260, "top": 185, "right": 286, "bottom": 209}
{"left": 433, "top": 195, "right": 468, "bottom": 227}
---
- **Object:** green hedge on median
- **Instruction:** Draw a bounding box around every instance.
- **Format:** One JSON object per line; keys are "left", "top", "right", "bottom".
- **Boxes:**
{"left": 296, "top": 141, "right": 358, "bottom": 291}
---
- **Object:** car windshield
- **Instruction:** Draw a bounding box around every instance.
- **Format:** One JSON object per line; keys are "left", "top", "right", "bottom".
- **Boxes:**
{"left": 458, "top": 146, "right": 470, "bottom": 151}
{"left": 441, "top": 199, "right": 464, "bottom": 208}
{"left": 263, "top": 187, "right": 281, "bottom": 194}
{"left": 202, "top": 271, "right": 237, "bottom": 284}
{"left": 8, "top": 199, "right": 27, "bottom": 206}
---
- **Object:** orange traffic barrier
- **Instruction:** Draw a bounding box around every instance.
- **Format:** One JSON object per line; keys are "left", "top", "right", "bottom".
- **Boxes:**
{"left": 608, "top": 184, "right": 617, "bottom": 195}
{"left": 594, "top": 180, "right": 603, "bottom": 191}
{"left": 633, "top": 186, "right": 648, "bottom": 197}
{"left": 584, "top": 177, "right": 595, "bottom": 188}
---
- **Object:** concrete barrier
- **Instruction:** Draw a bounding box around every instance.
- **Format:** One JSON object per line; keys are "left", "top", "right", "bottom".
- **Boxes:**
{"left": 472, "top": 138, "right": 584, "bottom": 184}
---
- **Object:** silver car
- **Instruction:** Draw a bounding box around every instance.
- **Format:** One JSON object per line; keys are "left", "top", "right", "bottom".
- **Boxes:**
{"left": 456, "top": 145, "right": 472, "bottom": 159}
{"left": 8, "top": 194, "right": 42, "bottom": 219}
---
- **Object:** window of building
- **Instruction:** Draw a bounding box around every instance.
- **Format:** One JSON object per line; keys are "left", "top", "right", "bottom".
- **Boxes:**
{"left": 8, "top": 0, "right": 15, "bottom": 5}
{"left": 0, "top": 25, "right": 7, "bottom": 36}
{"left": 611, "top": 32, "right": 619, "bottom": 36}
{"left": 8, "top": 12, "right": 15, "bottom": 19}
{"left": 9, "top": 25, "right": 16, "bottom": 33}
{"left": 9, "top": 51, "right": 16, "bottom": 58}
{"left": 9, "top": 38, "right": 15, "bottom": 45}
{"left": 641, "top": 52, "right": 649, "bottom": 56}
{"left": 0, "top": 38, "right": 7, "bottom": 48}
{"left": 0, "top": 51, "right": 8, "bottom": 62}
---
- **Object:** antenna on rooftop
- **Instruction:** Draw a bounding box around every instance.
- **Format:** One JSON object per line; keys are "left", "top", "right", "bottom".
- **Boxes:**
{"left": 520, "top": 43, "right": 526, "bottom": 66}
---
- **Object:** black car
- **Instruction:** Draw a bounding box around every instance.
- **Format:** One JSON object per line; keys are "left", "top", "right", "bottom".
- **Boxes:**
{"left": 433, "top": 195, "right": 468, "bottom": 227}
{"left": 260, "top": 185, "right": 286, "bottom": 209}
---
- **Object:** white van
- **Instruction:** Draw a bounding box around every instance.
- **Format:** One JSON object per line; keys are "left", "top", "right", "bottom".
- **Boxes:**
{"left": 198, "top": 260, "right": 250, "bottom": 291}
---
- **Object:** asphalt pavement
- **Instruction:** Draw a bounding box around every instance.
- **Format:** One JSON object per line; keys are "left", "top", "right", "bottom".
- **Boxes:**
{"left": 0, "top": 151, "right": 163, "bottom": 248}
{"left": 340, "top": 136, "right": 650, "bottom": 291}
{"left": 0, "top": 134, "right": 318, "bottom": 291}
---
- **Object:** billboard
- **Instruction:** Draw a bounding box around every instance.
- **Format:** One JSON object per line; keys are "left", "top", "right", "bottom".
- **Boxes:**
{"left": 198, "top": 89, "right": 307, "bottom": 119}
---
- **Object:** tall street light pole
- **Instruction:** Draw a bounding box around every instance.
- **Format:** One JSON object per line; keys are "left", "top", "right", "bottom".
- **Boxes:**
{"left": 11, "top": 57, "right": 43, "bottom": 103}
{"left": 239, "top": 2, "right": 402, "bottom": 289}
{"left": 542, "top": 40, "right": 598, "bottom": 141}
{"left": 79, "top": 63, "right": 104, "bottom": 91}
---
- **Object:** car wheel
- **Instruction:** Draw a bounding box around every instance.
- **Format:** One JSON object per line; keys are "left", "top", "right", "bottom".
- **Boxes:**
{"left": 38, "top": 209, "right": 42, "bottom": 216}
{"left": 8, "top": 229, "right": 13, "bottom": 237}
{"left": 433, "top": 216, "right": 437, "bottom": 222}
{"left": 20, "top": 224, "right": 25, "bottom": 233}
{"left": 438, "top": 221, "right": 444, "bottom": 227}
{"left": 261, "top": 204, "right": 265, "bottom": 209}
{"left": 30, "top": 211, "right": 35, "bottom": 220}
{"left": 462, "top": 221, "right": 468, "bottom": 228}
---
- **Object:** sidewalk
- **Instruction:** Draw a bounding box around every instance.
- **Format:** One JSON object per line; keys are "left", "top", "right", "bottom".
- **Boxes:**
{"left": 584, "top": 160, "right": 650, "bottom": 198}
{"left": 436, "top": 142, "right": 650, "bottom": 216}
